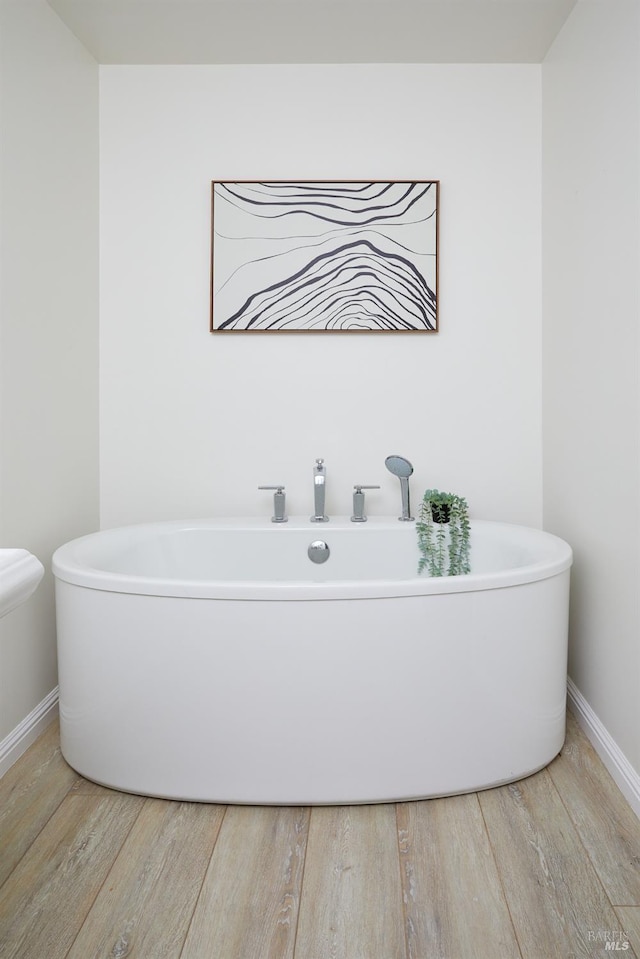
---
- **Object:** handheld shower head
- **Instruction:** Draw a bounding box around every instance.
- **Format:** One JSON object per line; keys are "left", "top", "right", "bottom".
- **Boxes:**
{"left": 385, "top": 455, "right": 415, "bottom": 521}
{"left": 384, "top": 455, "right": 414, "bottom": 479}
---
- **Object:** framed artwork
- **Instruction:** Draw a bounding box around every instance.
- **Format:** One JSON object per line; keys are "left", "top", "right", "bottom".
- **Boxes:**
{"left": 210, "top": 180, "right": 438, "bottom": 333}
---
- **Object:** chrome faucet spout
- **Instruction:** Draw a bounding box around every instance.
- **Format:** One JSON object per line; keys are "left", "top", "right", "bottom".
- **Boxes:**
{"left": 311, "top": 458, "right": 329, "bottom": 522}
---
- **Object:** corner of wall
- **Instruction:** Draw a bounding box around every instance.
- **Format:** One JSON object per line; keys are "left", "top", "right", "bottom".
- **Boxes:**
{"left": 0, "top": 0, "right": 100, "bottom": 744}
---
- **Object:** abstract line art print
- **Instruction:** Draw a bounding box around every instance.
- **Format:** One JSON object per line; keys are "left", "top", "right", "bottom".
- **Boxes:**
{"left": 210, "top": 180, "right": 439, "bottom": 333}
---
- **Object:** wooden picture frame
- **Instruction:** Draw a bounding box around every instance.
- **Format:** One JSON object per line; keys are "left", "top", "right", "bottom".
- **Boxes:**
{"left": 210, "top": 180, "right": 439, "bottom": 333}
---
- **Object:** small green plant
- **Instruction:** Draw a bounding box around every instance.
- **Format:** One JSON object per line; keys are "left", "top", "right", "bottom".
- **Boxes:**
{"left": 417, "top": 489, "right": 471, "bottom": 577}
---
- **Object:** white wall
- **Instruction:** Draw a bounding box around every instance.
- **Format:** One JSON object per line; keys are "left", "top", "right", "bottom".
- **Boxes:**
{"left": 99, "top": 64, "right": 543, "bottom": 529}
{"left": 542, "top": 1, "right": 640, "bottom": 770}
{"left": 0, "top": 1, "right": 99, "bottom": 743}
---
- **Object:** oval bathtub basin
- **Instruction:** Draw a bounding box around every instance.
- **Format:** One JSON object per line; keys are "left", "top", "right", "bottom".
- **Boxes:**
{"left": 53, "top": 517, "right": 572, "bottom": 805}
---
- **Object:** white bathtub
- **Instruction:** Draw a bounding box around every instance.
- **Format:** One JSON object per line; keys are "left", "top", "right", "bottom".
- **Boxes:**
{"left": 53, "top": 517, "right": 572, "bottom": 804}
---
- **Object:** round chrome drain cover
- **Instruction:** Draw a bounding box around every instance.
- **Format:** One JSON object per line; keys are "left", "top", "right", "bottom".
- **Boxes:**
{"left": 308, "top": 540, "right": 330, "bottom": 564}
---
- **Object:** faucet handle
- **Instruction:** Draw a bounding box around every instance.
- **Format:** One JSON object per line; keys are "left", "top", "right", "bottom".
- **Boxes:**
{"left": 258, "top": 485, "right": 287, "bottom": 523}
{"left": 351, "top": 485, "right": 380, "bottom": 523}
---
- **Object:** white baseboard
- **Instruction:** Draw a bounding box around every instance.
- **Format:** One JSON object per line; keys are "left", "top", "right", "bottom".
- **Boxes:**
{"left": 0, "top": 687, "right": 59, "bottom": 778}
{"left": 567, "top": 677, "right": 640, "bottom": 819}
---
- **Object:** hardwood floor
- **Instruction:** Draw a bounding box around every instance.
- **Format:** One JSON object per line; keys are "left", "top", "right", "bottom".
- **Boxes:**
{"left": 1, "top": 711, "right": 640, "bottom": 958}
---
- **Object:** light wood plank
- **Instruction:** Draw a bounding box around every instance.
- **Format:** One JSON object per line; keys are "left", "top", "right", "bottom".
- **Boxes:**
{"left": 480, "top": 770, "right": 635, "bottom": 959}
{"left": 295, "top": 804, "right": 407, "bottom": 959}
{"left": 0, "top": 720, "right": 80, "bottom": 887}
{"left": 397, "top": 793, "right": 522, "bottom": 959}
{"left": 0, "top": 793, "right": 143, "bottom": 959}
{"left": 69, "top": 771, "right": 125, "bottom": 796}
{"left": 182, "top": 805, "right": 309, "bottom": 959}
{"left": 67, "top": 797, "right": 225, "bottom": 959}
{"left": 549, "top": 711, "right": 640, "bottom": 905}
{"left": 615, "top": 907, "right": 640, "bottom": 954}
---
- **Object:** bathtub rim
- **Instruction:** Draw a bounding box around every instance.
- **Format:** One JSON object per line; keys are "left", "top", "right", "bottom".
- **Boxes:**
{"left": 52, "top": 516, "right": 573, "bottom": 602}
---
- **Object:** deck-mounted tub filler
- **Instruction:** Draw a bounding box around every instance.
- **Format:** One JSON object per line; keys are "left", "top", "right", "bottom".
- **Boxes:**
{"left": 53, "top": 516, "right": 572, "bottom": 805}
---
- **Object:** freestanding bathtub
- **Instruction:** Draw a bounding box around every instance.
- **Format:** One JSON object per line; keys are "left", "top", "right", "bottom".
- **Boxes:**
{"left": 52, "top": 517, "right": 572, "bottom": 805}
